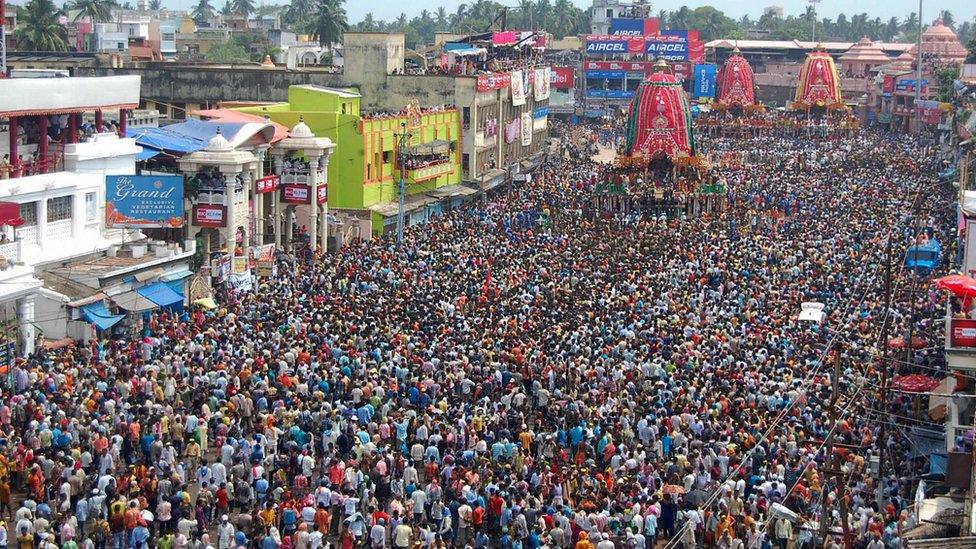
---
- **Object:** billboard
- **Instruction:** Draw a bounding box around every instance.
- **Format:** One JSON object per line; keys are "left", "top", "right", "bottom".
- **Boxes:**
{"left": 281, "top": 184, "right": 311, "bottom": 204}
{"left": 896, "top": 79, "right": 929, "bottom": 92}
{"left": 551, "top": 67, "right": 575, "bottom": 89}
{"left": 586, "top": 89, "right": 635, "bottom": 99}
{"left": 644, "top": 38, "right": 689, "bottom": 61}
{"left": 193, "top": 204, "right": 226, "bottom": 228}
{"left": 882, "top": 75, "right": 894, "bottom": 97}
{"left": 586, "top": 70, "right": 626, "bottom": 79}
{"left": 608, "top": 18, "right": 660, "bottom": 36}
{"left": 256, "top": 175, "right": 279, "bottom": 193}
{"left": 585, "top": 36, "right": 644, "bottom": 54}
{"left": 317, "top": 184, "right": 328, "bottom": 205}
{"left": 105, "top": 175, "right": 184, "bottom": 228}
{"left": 476, "top": 72, "right": 511, "bottom": 92}
{"left": 692, "top": 64, "right": 717, "bottom": 99}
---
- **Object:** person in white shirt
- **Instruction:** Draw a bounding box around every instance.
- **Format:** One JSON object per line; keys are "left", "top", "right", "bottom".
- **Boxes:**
{"left": 370, "top": 518, "right": 387, "bottom": 549}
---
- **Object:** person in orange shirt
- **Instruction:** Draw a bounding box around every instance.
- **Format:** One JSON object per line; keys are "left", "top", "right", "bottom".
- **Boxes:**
{"left": 575, "top": 531, "right": 594, "bottom": 549}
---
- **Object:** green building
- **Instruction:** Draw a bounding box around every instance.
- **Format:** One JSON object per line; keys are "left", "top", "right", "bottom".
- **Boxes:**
{"left": 236, "top": 85, "right": 465, "bottom": 235}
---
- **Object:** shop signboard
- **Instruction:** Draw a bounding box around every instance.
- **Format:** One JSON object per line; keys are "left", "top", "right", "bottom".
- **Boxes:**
{"left": 256, "top": 175, "right": 279, "bottom": 193}
{"left": 281, "top": 184, "right": 311, "bottom": 204}
{"left": 476, "top": 72, "right": 511, "bottom": 92}
{"left": 193, "top": 204, "right": 226, "bottom": 227}
{"left": 105, "top": 174, "right": 184, "bottom": 228}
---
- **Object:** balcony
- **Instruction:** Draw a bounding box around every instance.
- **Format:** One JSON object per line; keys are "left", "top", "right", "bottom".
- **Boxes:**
{"left": 474, "top": 131, "right": 497, "bottom": 150}
{"left": 408, "top": 162, "right": 454, "bottom": 182}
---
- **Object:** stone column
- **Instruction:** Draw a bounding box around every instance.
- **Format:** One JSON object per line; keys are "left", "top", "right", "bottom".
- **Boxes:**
{"left": 272, "top": 153, "right": 284, "bottom": 248}
{"left": 319, "top": 154, "right": 331, "bottom": 252}
{"left": 38, "top": 116, "right": 49, "bottom": 173}
{"left": 223, "top": 174, "right": 236, "bottom": 254}
{"left": 118, "top": 109, "right": 128, "bottom": 138}
{"left": 307, "top": 152, "right": 320, "bottom": 253}
{"left": 17, "top": 296, "right": 35, "bottom": 357}
{"left": 37, "top": 197, "right": 47, "bottom": 250}
{"left": 8, "top": 116, "right": 19, "bottom": 178}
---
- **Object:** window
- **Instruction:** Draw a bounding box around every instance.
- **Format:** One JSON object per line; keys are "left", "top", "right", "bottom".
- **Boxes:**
{"left": 47, "top": 196, "right": 72, "bottom": 222}
{"left": 85, "top": 192, "right": 97, "bottom": 222}
{"left": 19, "top": 202, "right": 37, "bottom": 226}
{"left": 117, "top": 42, "right": 126, "bottom": 51}
{"left": 606, "top": 9, "right": 613, "bottom": 17}
{"left": 462, "top": 107, "right": 470, "bottom": 128}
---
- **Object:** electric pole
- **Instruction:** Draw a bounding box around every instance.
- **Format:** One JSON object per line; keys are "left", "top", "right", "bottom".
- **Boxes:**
{"left": 396, "top": 122, "right": 410, "bottom": 248}
{"left": 876, "top": 236, "right": 893, "bottom": 507}
{"left": 0, "top": 0, "right": 7, "bottom": 79}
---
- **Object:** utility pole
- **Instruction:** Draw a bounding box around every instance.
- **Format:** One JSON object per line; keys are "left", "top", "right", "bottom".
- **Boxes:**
{"left": 876, "top": 236, "right": 894, "bottom": 507}
{"left": 808, "top": 0, "right": 821, "bottom": 42}
{"left": 0, "top": 0, "right": 6, "bottom": 79}
{"left": 396, "top": 122, "right": 410, "bottom": 248}
{"left": 914, "top": 0, "right": 923, "bottom": 134}
{"left": 820, "top": 343, "right": 853, "bottom": 549}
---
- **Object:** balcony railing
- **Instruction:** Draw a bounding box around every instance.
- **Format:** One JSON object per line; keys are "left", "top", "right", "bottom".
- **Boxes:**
{"left": 408, "top": 162, "right": 454, "bottom": 182}
{"left": 0, "top": 240, "right": 21, "bottom": 270}
{"left": 45, "top": 219, "right": 74, "bottom": 240}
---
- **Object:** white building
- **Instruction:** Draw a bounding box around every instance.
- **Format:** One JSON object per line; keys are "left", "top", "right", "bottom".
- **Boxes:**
{"left": 94, "top": 16, "right": 153, "bottom": 53}
{"left": 590, "top": 0, "right": 652, "bottom": 35}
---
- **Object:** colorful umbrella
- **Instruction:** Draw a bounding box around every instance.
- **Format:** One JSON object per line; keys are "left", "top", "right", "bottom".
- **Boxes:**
{"left": 891, "top": 374, "right": 940, "bottom": 393}
{"left": 934, "top": 275, "right": 976, "bottom": 298}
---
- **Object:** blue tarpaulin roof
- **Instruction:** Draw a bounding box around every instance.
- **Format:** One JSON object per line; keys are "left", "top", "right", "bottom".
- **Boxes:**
{"left": 79, "top": 301, "right": 125, "bottom": 331}
{"left": 136, "top": 282, "right": 185, "bottom": 307}
{"left": 127, "top": 120, "right": 249, "bottom": 154}
{"left": 135, "top": 148, "right": 160, "bottom": 161}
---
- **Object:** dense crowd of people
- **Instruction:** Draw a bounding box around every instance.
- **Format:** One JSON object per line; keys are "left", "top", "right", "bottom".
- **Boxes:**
{"left": 0, "top": 118, "right": 955, "bottom": 549}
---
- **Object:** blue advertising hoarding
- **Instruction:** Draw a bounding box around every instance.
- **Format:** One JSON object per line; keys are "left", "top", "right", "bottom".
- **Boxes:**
{"left": 692, "top": 64, "right": 717, "bottom": 99}
{"left": 533, "top": 106, "right": 549, "bottom": 119}
{"left": 585, "top": 70, "right": 627, "bottom": 79}
{"left": 105, "top": 174, "right": 184, "bottom": 228}
{"left": 608, "top": 18, "right": 660, "bottom": 36}
{"left": 645, "top": 38, "right": 689, "bottom": 61}
{"left": 586, "top": 89, "right": 635, "bottom": 99}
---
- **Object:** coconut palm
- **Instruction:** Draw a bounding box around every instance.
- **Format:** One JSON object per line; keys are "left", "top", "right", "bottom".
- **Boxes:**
{"left": 450, "top": 4, "right": 468, "bottom": 32}
{"left": 311, "top": 0, "right": 347, "bottom": 48}
{"left": 192, "top": 0, "right": 215, "bottom": 23}
{"left": 435, "top": 7, "right": 447, "bottom": 30}
{"left": 231, "top": 0, "right": 254, "bottom": 18}
{"left": 15, "top": 0, "right": 69, "bottom": 51}
{"left": 148, "top": 0, "right": 161, "bottom": 9}
{"left": 71, "top": 0, "right": 116, "bottom": 23}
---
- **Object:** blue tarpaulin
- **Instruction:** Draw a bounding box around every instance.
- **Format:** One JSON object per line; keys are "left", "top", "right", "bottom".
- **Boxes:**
{"left": 135, "top": 148, "right": 161, "bottom": 161}
{"left": 136, "top": 282, "right": 185, "bottom": 308}
{"left": 79, "top": 301, "right": 125, "bottom": 331}
{"left": 127, "top": 120, "right": 248, "bottom": 154}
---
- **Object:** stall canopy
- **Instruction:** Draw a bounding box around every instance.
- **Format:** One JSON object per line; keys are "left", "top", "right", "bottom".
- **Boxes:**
{"left": 136, "top": 282, "right": 185, "bottom": 308}
{"left": 79, "top": 301, "right": 125, "bottom": 331}
{"left": 0, "top": 202, "right": 25, "bottom": 227}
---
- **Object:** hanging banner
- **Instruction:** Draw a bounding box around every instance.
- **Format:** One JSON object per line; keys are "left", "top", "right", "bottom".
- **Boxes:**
{"left": 882, "top": 75, "right": 894, "bottom": 97}
{"left": 232, "top": 255, "right": 248, "bottom": 274}
{"left": 105, "top": 174, "right": 184, "bottom": 228}
{"left": 551, "top": 66, "right": 575, "bottom": 89}
{"left": 193, "top": 204, "right": 226, "bottom": 228}
{"left": 317, "top": 185, "right": 328, "bottom": 205}
{"left": 520, "top": 112, "right": 533, "bottom": 146}
{"left": 505, "top": 118, "right": 520, "bottom": 144}
{"left": 693, "top": 64, "right": 717, "bottom": 99}
{"left": 534, "top": 67, "right": 550, "bottom": 101}
{"left": 492, "top": 31, "right": 518, "bottom": 46}
{"left": 255, "top": 175, "right": 279, "bottom": 194}
{"left": 281, "top": 184, "right": 311, "bottom": 204}
{"left": 476, "top": 72, "right": 511, "bottom": 92}
{"left": 586, "top": 70, "right": 626, "bottom": 79}
{"left": 511, "top": 70, "right": 526, "bottom": 106}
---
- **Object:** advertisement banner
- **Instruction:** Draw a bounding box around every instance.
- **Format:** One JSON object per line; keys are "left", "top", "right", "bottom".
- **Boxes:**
{"left": 281, "top": 184, "right": 311, "bottom": 204}
{"left": 492, "top": 31, "right": 518, "bottom": 46}
{"left": 644, "top": 38, "right": 689, "bottom": 61}
{"left": 505, "top": 118, "right": 520, "bottom": 144}
{"left": 255, "top": 174, "right": 279, "bottom": 194}
{"left": 608, "top": 18, "right": 660, "bottom": 36}
{"left": 476, "top": 72, "right": 511, "bottom": 92}
{"left": 882, "top": 75, "right": 894, "bottom": 97}
{"left": 511, "top": 70, "right": 526, "bottom": 106}
{"left": 692, "top": 64, "right": 717, "bottom": 99}
{"left": 551, "top": 67, "right": 575, "bottom": 89}
{"left": 586, "top": 60, "right": 651, "bottom": 71}
{"left": 520, "top": 112, "right": 533, "bottom": 146}
{"left": 534, "top": 67, "right": 550, "bottom": 101}
{"left": 232, "top": 255, "right": 248, "bottom": 275}
{"left": 586, "top": 70, "right": 627, "bottom": 79}
{"left": 105, "top": 175, "right": 184, "bottom": 228}
{"left": 951, "top": 318, "right": 976, "bottom": 348}
{"left": 896, "top": 79, "right": 928, "bottom": 92}
{"left": 533, "top": 106, "right": 549, "bottom": 119}
{"left": 193, "top": 204, "right": 226, "bottom": 228}
{"left": 585, "top": 89, "right": 635, "bottom": 99}
{"left": 964, "top": 219, "right": 976, "bottom": 278}
{"left": 584, "top": 35, "right": 644, "bottom": 54}
{"left": 317, "top": 185, "right": 328, "bottom": 205}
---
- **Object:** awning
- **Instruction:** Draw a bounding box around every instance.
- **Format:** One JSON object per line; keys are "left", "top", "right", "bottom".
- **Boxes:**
{"left": 112, "top": 291, "right": 159, "bottom": 312}
{"left": 160, "top": 268, "right": 193, "bottom": 282}
{"left": 446, "top": 46, "right": 486, "bottom": 57}
{"left": 0, "top": 202, "right": 25, "bottom": 227}
{"left": 135, "top": 148, "right": 161, "bottom": 161}
{"left": 67, "top": 292, "right": 108, "bottom": 308}
{"left": 136, "top": 282, "right": 185, "bottom": 307}
{"left": 79, "top": 301, "right": 125, "bottom": 331}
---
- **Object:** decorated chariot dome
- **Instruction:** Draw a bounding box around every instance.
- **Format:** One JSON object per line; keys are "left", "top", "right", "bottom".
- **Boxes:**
{"left": 716, "top": 47, "right": 756, "bottom": 107}
{"left": 792, "top": 44, "right": 844, "bottom": 110}
{"left": 623, "top": 58, "right": 695, "bottom": 159}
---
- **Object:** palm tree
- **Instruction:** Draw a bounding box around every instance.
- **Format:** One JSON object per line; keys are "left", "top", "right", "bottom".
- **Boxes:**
{"left": 394, "top": 13, "right": 407, "bottom": 29}
{"left": 148, "top": 0, "right": 161, "bottom": 10}
{"left": 231, "top": 0, "right": 254, "bottom": 18}
{"left": 71, "top": 0, "right": 116, "bottom": 23}
{"left": 435, "top": 7, "right": 447, "bottom": 30}
{"left": 192, "top": 0, "right": 215, "bottom": 23}
{"left": 451, "top": 4, "right": 468, "bottom": 32}
{"left": 552, "top": 0, "right": 572, "bottom": 38}
{"left": 311, "top": 0, "right": 347, "bottom": 48}
{"left": 357, "top": 13, "right": 377, "bottom": 32}
{"left": 219, "top": 0, "right": 231, "bottom": 16}
{"left": 941, "top": 10, "right": 955, "bottom": 29}
{"left": 15, "top": 0, "right": 69, "bottom": 51}
{"left": 902, "top": 12, "right": 919, "bottom": 35}
{"left": 284, "top": 0, "right": 313, "bottom": 30}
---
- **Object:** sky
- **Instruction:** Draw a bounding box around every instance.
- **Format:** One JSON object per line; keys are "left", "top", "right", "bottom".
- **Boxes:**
{"left": 162, "top": 0, "right": 976, "bottom": 28}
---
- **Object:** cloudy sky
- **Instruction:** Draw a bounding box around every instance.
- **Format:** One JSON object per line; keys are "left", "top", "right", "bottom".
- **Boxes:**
{"left": 165, "top": 0, "right": 975, "bottom": 27}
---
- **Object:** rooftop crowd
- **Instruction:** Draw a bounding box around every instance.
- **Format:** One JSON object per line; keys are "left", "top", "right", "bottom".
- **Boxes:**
{"left": 0, "top": 120, "right": 955, "bottom": 549}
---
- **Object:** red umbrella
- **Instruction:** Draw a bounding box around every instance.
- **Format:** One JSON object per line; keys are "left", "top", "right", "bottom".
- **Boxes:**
{"left": 934, "top": 275, "right": 976, "bottom": 298}
{"left": 891, "top": 374, "right": 940, "bottom": 393}
{"left": 888, "top": 336, "right": 926, "bottom": 350}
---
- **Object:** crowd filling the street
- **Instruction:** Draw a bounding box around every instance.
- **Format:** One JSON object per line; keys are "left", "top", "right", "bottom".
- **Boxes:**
{"left": 0, "top": 116, "right": 958, "bottom": 549}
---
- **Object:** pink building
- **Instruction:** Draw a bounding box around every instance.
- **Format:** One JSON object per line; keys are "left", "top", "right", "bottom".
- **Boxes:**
{"left": 839, "top": 37, "right": 891, "bottom": 79}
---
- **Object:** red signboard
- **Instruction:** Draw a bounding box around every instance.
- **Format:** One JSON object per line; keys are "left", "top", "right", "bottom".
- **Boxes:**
{"left": 476, "top": 72, "right": 511, "bottom": 92}
{"left": 256, "top": 175, "right": 279, "bottom": 194}
{"left": 281, "top": 184, "right": 311, "bottom": 204}
{"left": 952, "top": 318, "right": 976, "bottom": 348}
{"left": 193, "top": 204, "right": 226, "bottom": 227}
{"left": 551, "top": 67, "right": 575, "bottom": 89}
{"left": 317, "top": 185, "right": 327, "bottom": 205}
{"left": 585, "top": 60, "right": 654, "bottom": 72}
{"left": 882, "top": 75, "right": 894, "bottom": 96}
{"left": 492, "top": 31, "right": 518, "bottom": 46}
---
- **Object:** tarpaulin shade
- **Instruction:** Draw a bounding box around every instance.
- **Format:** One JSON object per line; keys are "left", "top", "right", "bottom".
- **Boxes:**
{"left": 891, "top": 374, "right": 941, "bottom": 393}
{"left": 126, "top": 128, "right": 207, "bottom": 154}
{"left": 112, "top": 291, "right": 158, "bottom": 312}
{"left": 934, "top": 274, "right": 976, "bottom": 298}
{"left": 0, "top": 202, "right": 25, "bottom": 227}
{"left": 135, "top": 148, "right": 161, "bottom": 161}
{"left": 136, "top": 282, "right": 185, "bottom": 308}
{"left": 79, "top": 301, "right": 125, "bottom": 331}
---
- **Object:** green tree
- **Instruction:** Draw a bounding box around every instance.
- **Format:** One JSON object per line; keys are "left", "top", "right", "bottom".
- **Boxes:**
{"left": 148, "top": 0, "right": 161, "bottom": 10}
{"left": 231, "top": 0, "right": 255, "bottom": 18}
{"left": 283, "top": 0, "right": 314, "bottom": 31}
{"left": 206, "top": 39, "right": 250, "bottom": 62}
{"left": 941, "top": 10, "right": 954, "bottom": 29}
{"left": 311, "top": 0, "right": 347, "bottom": 48}
{"left": 552, "top": 0, "right": 573, "bottom": 37}
{"left": 435, "top": 7, "right": 447, "bottom": 30}
{"left": 967, "top": 36, "right": 976, "bottom": 63}
{"left": 356, "top": 12, "right": 378, "bottom": 32}
{"left": 936, "top": 66, "right": 958, "bottom": 102}
{"left": 15, "top": 0, "right": 69, "bottom": 51}
{"left": 884, "top": 17, "right": 900, "bottom": 41}
{"left": 450, "top": 4, "right": 467, "bottom": 32}
{"left": 71, "top": 0, "right": 116, "bottom": 23}
{"left": 219, "top": 0, "right": 230, "bottom": 15}
{"left": 191, "top": 0, "right": 215, "bottom": 24}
